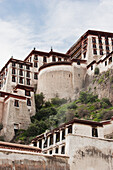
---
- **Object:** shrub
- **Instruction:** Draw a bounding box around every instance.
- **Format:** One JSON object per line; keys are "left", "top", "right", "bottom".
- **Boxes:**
{"left": 94, "top": 67, "right": 99, "bottom": 75}
{"left": 79, "top": 92, "right": 98, "bottom": 104}
{"left": 67, "top": 102, "right": 77, "bottom": 109}
{"left": 98, "top": 78, "right": 103, "bottom": 84}
{"left": 102, "top": 98, "right": 112, "bottom": 107}
{"left": 35, "top": 93, "right": 45, "bottom": 111}
{"left": 105, "top": 71, "right": 109, "bottom": 78}
{"left": 51, "top": 98, "right": 67, "bottom": 106}
{"left": 110, "top": 76, "right": 113, "bottom": 83}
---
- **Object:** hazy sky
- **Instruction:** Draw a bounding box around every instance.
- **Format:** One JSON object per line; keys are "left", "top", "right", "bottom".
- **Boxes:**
{"left": 0, "top": 0, "right": 113, "bottom": 69}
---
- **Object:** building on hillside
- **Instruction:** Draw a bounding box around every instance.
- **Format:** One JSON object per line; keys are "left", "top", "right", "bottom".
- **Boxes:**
{"left": 1, "top": 30, "right": 113, "bottom": 141}
{"left": 30, "top": 117, "right": 113, "bottom": 155}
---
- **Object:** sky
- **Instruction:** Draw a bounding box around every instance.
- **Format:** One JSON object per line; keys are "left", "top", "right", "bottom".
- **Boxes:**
{"left": 0, "top": 0, "right": 113, "bottom": 69}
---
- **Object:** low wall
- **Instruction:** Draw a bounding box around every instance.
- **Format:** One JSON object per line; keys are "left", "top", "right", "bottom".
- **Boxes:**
{"left": 0, "top": 149, "right": 70, "bottom": 170}
{"left": 66, "top": 134, "right": 113, "bottom": 170}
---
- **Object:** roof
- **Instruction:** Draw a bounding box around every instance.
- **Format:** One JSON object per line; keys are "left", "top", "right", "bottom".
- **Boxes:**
{"left": 67, "top": 30, "right": 113, "bottom": 55}
{"left": 24, "top": 49, "right": 70, "bottom": 61}
{"left": 0, "top": 57, "right": 32, "bottom": 74}
{"left": 0, "top": 141, "right": 41, "bottom": 153}
{"left": 0, "top": 91, "right": 26, "bottom": 101}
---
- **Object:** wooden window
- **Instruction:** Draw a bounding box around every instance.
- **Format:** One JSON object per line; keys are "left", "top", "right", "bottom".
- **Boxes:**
{"left": 52, "top": 56, "right": 56, "bottom": 62}
{"left": 93, "top": 44, "right": 96, "bottom": 48}
{"left": 106, "top": 46, "right": 109, "bottom": 51}
{"left": 43, "top": 56, "right": 47, "bottom": 63}
{"left": 27, "top": 98, "right": 31, "bottom": 106}
{"left": 34, "top": 73, "right": 38, "bottom": 80}
{"left": 93, "top": 49, "right": 97, "bottom": 55}
{"left": 56, "top": 132, "right": 60, "bottom": 143}
{"left": 55, "top": 147, "right": 59, "bottom": 154}
{"left": 68, "top": 126, "right": 72, "bottom": 134}
{"left": 83, "top": 52, "right": 86, "bottom": 58}
{"left": 12, "top": 68, "right": 16, "bottom": 74}
{"left": 109, "top": 57, "right": 112, "bottom": 64}
{"left": 19, "top": 77, "right": 23, "bottom": 84}
{"left": 49, "top": 150, "right": 52, "bottom": 154}
{"left": 19, "top": 70, "right": 23, "bottom": 76}
{"left": 58, "top": 57, "right": 61, "bottom": 61}
{"left": 91, "top": 65, "right": 93, "bottom": 70}
{"left": 19, "top": 64, "right": 23, "bottom": 68}
{"left": 12, "top": 76, "right": 16, "bottom": 82}
{"left": 34, "top": 62, "right": 38, "bottom": 68}
{"left": 62, "top": 129, "right": 65, "bottom": 140}
{"left": 14, "top": 100, "right": 19, "bottom": 107}
{"left": 77, "top": 61, "right": 80, "bottom": 65}
{"left": 92, "top": 37, "right": 96, "bottom": 43}
{"left": 61, "top": 145, "right": 65, "bottom": 154}
{"left": 26, "top": 71, "right": 30, "bottom": 78}
{"left": 12, "top": 62, "right": 16, "bottom": 67}
{"left": 26, "top": 65, "right": 30, "bottom": 70}
{"left": 39, "top": 140, "right": 42, "bottom": 149}
{"left": 105, "top": 61, "right": 107, "bottom": 66}
{"left": 92, "top": 127, "right": 98, "bottom": 137}
{"left": 27, "top": 79, "right": 30, "bottom": 85}
{"left": 100, "top": 50, "right": 103, "bottom": 55}
{"left": 34, "top": 55, "right": 38, "bottom": 60}
{"left": 25, "top": 90, "right": 30, "bottom": 96}
{"left": 49, "top": 135, "right": 53, "bottom": 146}
{"left": 98, "top": 38, "right": 102, "bottom": 44}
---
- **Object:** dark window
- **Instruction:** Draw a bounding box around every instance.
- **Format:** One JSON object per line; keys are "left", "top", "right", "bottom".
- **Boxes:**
{"left": 19, "top": 64, "right": 23, "bottom": 68}
{"left": 92, "top": 127, "right": 98, "bottom": 137}
{"left": 62, "top": 129, "right": 65, "bottom": 140}
{"left": 39, "top": 140, "right": 42, "bottom": 149}
{"left": 19, "top": 70, "right": 23, "bottom": 76}
{"left": 68, "top": 126, "right": 72, "bottom": 134}
{"left": 61, "top": 146, "right": 65, "bottom": 154}
{"left": 34, "top": 73, "right": 38, "bottom": 80}
{"left": 99, "top": 38, "right": 102, "bottom": 44}
{"left": 58, "top": 57, "right": 61, "bottom": 61}
{"left": 12, "top": 68, "right": 16, "bottom": 74}
{"left": 12, "top": 76, "right": 16, "bottom": 82}
{"left": 109, "top": 57, "right": 112, "bottom": 63}
{"left": 49, "top": 150, "right": 52, "bottom": 154}
{"left": 83, "top": 52, "right": 86, "bottom": 58}
{"left": 26, "top": 65, "right": 30, "bottom": 70}
{"left": 105, "top": 61, "right": 107, "bottom": 66}
{"left": 55, "top": 148, "right": 59, "bottom": 154}
{"left": 43, "top": 56, "right": 47, "bottom": 63}
{"left": 33, "top": 142, "right": 37, "bottom": 147}
{"left": 77, "top": 61, "right": 80, "bottom": 65}
{"left": 34, "top": 62, "right": 38, "bottom": 68}
{"left": 93, "top": 44, "right": 96, "bottom": 48}
{"left": 34, "top": 55, "right": 38, "bottom": 60}
{"left": 64, "top": 58, "right": 67, "bottom": 61}
{"left": 93, "top": 49, "right": 97, "bottom": 55}
{"left": 52, "top": 56, "right": 56, "bottom": 62}
{"left": 99, "top": 45, "right": 103, "bottom": 49}
{"left": 100, "top": 50, "right": 103, "bottom": 55}
{"left": 19, "top": 77, "right": 23, "bottom": 84}
{"left": 14, "top": 100, "right": 19, "bottom": 107}
{"left": 56, "top": 132, "right": 60, "bottom": 143}
{"left": 26, "top": 71, "right": 30, "bottom": 78}
{"left": 49, "top": 135, "right": 53, "bottom": 146}
{"left": 105, "top": 39, "right": 109, "bottom": 45}
{"left": 27, "top": 98, "right": 31, "bottom": 106}
{"left": 27, "top": 79, "right": 30, "bottom": 85}
{"left": 91, "top": 65, "right": 93, "bottom": 70}
{"left": 107, "top": 51, "right": 109, "bottom": 55}
{"left": 25, "top": 90, "right": 30, "bottom": 96}
{"left": 106, "top": 46, "right": 109, "bottom": 50}
{"left": 43, "top": 138, "right": 48, "bottom": 148}
{"left": 92, "top": 37, "right": 96, "bottom": 43}
{"left": 12, "top": 62, "right": 16, "bottom": 67}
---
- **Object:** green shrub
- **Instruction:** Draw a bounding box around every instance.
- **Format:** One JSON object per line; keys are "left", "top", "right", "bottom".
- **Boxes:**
{"left": 94, "top": 67, "right": 99, "bottom": 75}
{"left": 67, "top": 102, "right": 77, "bottom": 109}
{"left": 79, "top": 92, "right": 98, "bottom": 104}
{"left": 98, "top": 78, "right": 104, "bottom": 84}
{"left": 105, "top": 71, "right": 109, "bottom": 78}
{"left": 102, "top": 98, "right": 112, "bottom": 107}
{"left": 51, "top": 98, "right": 67, "bottom": 106}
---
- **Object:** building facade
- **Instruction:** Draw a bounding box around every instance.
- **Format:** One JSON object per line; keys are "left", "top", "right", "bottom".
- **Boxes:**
{"left": 1, "top": 30, "right": 113, "bottom": 141}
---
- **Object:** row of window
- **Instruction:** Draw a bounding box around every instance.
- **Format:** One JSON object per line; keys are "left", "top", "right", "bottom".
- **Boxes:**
{"left": 14, "top": 98, "right": 31, "bottom": 107}
{"left": 48, "top": 145, "right": 65, "bottom": 155}
{"left": 12, "top": 62, "right": 30, "bottom": 70}
{"left": 12, "top": 73, "right": 38, "bottom": 83}
{"left": 92, "top": 37, "right": 113, "bottom": 45}
{"left": 12, "top": 69, "right": 30, "bottom": 77}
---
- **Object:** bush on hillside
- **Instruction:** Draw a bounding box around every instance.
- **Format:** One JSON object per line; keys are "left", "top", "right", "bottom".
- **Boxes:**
{"left": 94, "top": 67, "right": 99, "bottom": 75}
{"left": 79, "top": 92, "right": 98, "bottom": 104}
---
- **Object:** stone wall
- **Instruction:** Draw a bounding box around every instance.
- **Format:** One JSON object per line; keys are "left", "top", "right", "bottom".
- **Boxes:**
{"left": 66, "top": 134, "right": 113, "bottom": 170}
{"left": 0, "top": 149, "right": 69, "bottom": 170}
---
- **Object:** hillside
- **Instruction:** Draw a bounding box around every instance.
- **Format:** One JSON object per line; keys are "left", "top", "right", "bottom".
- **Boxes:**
{"left": 13, "top": 92, "right": 113, "bottom": 144}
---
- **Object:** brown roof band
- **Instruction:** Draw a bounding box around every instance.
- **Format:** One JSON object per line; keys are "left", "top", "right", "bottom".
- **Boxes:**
{"left": 39, "top": 61, "right": 72, "bottom": 72}
{"left": 0, "top": 141, "right": 41, "bottom": 153}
